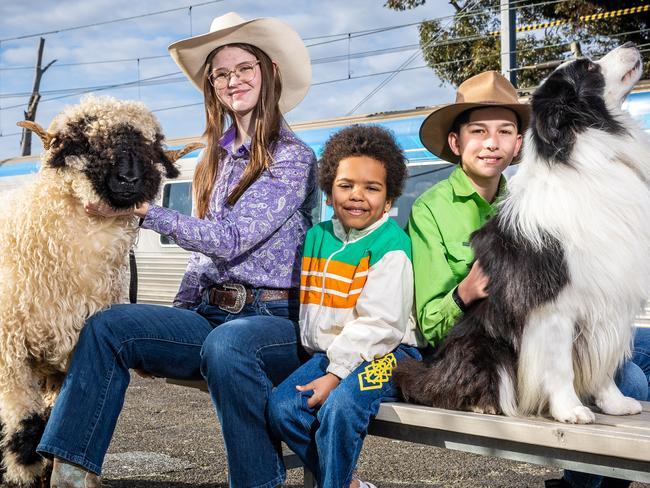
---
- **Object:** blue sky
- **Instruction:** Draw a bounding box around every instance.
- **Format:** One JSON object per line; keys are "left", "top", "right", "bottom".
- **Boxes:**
{"left": 0, "top": 0, "right": 457, "bottom": 160}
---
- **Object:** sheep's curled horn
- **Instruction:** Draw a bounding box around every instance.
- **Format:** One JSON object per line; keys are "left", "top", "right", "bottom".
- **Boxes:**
{"left": 16, "top": 120, "right": 205, "bottom": 163}
{"left": 17, "top": 121, "right": 54, "bottom": 150}
{"left": 165, "top": 142, "right": 204, "bottom": 162}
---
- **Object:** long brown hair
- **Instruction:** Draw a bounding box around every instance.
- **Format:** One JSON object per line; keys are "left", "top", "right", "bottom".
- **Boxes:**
{"left": 193, "top": 43, "right": 283, "bottom": 218}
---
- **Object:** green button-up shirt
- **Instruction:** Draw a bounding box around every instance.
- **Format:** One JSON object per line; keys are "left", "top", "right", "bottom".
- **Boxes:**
{"left": 406, "top": 166, "right": 506, "bottom": 346}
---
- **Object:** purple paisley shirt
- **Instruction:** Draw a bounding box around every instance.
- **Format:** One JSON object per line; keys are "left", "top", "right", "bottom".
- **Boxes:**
{"left": 141, "top": 126, "right": 317, "bottom": 308}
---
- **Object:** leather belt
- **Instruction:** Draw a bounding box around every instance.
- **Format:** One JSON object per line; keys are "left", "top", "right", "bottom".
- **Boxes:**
{"left": 208, "top": 283, "right": 296, "bottom": 314}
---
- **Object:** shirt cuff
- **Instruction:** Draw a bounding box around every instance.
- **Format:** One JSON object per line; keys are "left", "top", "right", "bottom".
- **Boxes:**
{"left": 326, "top": 362, "right": 352, "bottom": 380}
{"left": 140, "top": 203, "right": 180, "bottom": 238}
{"left": 139, "top": 203, "right": 163, "bottom": 230}
{"left": 439, "top": 288, "right": 464, "bottom": 322}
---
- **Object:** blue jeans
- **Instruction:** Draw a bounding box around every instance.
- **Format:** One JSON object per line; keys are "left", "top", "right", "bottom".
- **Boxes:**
{"left": 563, "top": 326, "right": 650, "bottom": 488}
{"left": 267, "top": 344, "right": 421, "bottom": 488}
{"left": 38, "top": 293, "right": 304, "bottom": 488}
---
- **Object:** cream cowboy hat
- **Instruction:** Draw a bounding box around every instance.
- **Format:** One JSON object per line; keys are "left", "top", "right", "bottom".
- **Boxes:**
{"left": 419, "top": 71, "right": 530, "bottom": 164}
{"left": 168, "top": 12, "right": 311, "bottom": 113}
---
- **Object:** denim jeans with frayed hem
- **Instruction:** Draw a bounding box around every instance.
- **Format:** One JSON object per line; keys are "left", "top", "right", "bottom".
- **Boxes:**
{"left": 267, "top": 344, "right": 421, "bottom": 488}
{"left": 38, "top": 293, "right": 303, "bottom": 488}
{"left": 563, "top": 326, "right": 650, "bottom": 488}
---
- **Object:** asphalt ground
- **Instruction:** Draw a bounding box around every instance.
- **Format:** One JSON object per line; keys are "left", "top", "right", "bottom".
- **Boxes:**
{"left": 100, "top": 375, "right": 649, "bottom": 488}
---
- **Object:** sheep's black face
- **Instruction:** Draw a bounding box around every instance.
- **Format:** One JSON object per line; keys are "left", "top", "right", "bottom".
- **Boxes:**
{"left": 97, "top": 125, "right": 166, "bottom": 208}
{"left": 49, "top": 120, "right": 179, "bottom": 209}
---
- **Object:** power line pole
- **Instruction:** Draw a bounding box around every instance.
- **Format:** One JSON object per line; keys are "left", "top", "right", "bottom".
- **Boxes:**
{"left": 570, "top": 41, "right": 582, "bottom": 58}
{"left": 500, "top": 0, "right": 517, "bottom": 87}
{"left": 20, "top": 37, "right": 56, "bottom": 156}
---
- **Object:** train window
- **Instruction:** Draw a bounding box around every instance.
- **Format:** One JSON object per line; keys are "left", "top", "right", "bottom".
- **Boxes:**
{"left": 393, "top": 163, "right": 455, "bottom": 228}
{"left": 316, "top": 162, "right": 454, "bottom": 228}
{"left": 160, "top": 181, "right": 192, "bottom": 245}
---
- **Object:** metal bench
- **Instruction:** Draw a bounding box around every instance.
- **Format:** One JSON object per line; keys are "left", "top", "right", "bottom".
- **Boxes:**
{"left": 166, "top": 379, "right": 650, "bottom": 485}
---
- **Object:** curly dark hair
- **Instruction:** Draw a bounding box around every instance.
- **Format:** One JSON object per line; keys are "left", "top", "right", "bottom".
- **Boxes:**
{"left": 318, "top": 124, "right": 407, "bottom": 201}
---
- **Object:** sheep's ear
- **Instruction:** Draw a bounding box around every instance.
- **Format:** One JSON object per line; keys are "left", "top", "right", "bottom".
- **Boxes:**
{"left": 165, "top": 142, "right": 204, "bottom": 163}
{"left": 17, "top": 121, "right": 54, "bottom": 150}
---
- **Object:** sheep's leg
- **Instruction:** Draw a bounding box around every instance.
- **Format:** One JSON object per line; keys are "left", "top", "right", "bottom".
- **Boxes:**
{"left": 0, "top": 364, "right": 48, "bottom": 487}
{"left": 0, "top": 415, "right": 5, "bottom": 484}
{"left": 43, "top": 373, "right": 64, "bottom": 411}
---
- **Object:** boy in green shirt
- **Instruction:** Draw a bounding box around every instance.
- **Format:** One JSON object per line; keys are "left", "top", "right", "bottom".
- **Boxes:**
{"left": 407, "top": 70, "right": 528, "bottom": 346}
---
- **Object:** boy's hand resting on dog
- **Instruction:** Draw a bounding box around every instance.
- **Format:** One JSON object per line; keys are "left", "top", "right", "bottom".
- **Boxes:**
{"left": 297, "top": 373, "right": 341, "bottom": 408}
{"left": 458, "top": 260, "right": 489, "bottom": 305}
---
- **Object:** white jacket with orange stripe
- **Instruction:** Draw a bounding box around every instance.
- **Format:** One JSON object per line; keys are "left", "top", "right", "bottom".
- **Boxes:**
{"left": 299, "top": 214, "right": 425, "bottom": 379}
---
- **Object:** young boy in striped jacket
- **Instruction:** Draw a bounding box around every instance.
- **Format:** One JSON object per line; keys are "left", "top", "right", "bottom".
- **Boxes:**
{"left": 268, "top": 125, "right": 423, "bottom": 488}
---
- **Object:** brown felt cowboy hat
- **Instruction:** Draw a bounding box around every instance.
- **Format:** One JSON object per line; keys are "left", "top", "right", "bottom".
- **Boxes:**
{"left": 419, "top": 71, "right": 530, "bottom": 164}
{"left": 168, "top": 12, "right": 311, "bottom": 113}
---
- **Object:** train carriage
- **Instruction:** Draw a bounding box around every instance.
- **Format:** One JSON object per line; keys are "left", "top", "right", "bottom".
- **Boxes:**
{"left": 2, "top": 84, "right": 650, "bottom": 314}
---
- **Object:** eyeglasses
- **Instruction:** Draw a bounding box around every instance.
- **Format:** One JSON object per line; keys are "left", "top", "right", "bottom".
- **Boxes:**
{"left": 208, "top": 60, "right": 260, "bottom": 89}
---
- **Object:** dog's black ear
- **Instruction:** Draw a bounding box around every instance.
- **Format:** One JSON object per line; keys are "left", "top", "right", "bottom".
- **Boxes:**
{"left": 530, "top": 73, "right": 577, "bottom": 163}
{"left": 531, "top": 101, "right": 575, "bottom": 163}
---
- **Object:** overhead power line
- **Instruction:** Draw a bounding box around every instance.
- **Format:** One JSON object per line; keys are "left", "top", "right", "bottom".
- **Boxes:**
{"left": 0, "top": 0, "right": 568, "bottom": 73}
{"left": 0, "top": 0, "right": 224, "bottom": 43}
{"left": 142, "top": 44, "right": 650, "bottom": 117}
{"left": 0, "top": 55, "right": 169, "bottom": 72}
{"left": 1, "top": 0, "right": 648, "bottom": 126}
{"left": 305, "top": 0, "right": 567, "bottom": 48}
{"left": 1, "top": 25, "right": 648, "bottom": 104}
{"left": 2, "top": 44, "right": 650, "bottom": 135}
{"left": 1, "top": 72, "right": 183, "bottom": 109}
{"left": 345, "top": 0, "right": 483, "bottom": 116}
{"left": 489, "top": 3, "right": 650, "bottom": 35}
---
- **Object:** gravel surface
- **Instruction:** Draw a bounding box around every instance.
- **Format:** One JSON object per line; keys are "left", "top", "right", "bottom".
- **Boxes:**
{"left": 101, "top": 375, "right": 649, "bottom": 488}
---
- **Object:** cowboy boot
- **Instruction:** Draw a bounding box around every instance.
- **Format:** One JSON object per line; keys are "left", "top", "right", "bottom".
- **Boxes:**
{"left": 50, "top": 458, "right": 100, "bottom": 488}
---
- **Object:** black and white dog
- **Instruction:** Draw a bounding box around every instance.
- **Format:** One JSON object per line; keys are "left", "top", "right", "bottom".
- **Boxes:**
{"left": 396, "top": 43, "right": 650, "bottom": 423}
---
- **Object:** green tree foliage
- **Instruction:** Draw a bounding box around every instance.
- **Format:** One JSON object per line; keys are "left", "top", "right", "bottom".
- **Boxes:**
{"left": 385, "top": 0, "right": 650, "bottom": 89}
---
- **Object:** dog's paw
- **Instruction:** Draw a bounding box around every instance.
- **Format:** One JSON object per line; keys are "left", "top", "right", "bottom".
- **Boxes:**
{"left": 551, "top": 405, "right": 595, "bottom": 424}
{"left": 597, "top": 396, "right": 643, "bottom": 416}
{"left": 470, "top": 405, "right": 499, "bottom": 415}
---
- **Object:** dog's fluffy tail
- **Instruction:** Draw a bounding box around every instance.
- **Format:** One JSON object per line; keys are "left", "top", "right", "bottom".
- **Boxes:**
{"left": 394, "top": 321, "right": 519, "bottom": 415}
{"left": 393, "top": 358, "right": 438, "bottom": 405}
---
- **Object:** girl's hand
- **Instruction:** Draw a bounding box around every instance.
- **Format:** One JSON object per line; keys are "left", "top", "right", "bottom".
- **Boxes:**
{"left": 457, "top": 259, "right": 490, "bottom": 305}
{"left": 297, "top": 373, "right": 341, "bottom": 408}
{"left": 84, "top": 201, "right": 150, "bottom": 218}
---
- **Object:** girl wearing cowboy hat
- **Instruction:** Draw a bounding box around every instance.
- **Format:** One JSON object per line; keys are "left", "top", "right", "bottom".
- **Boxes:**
{"left": 38, "top": 13, "right": 317, "bottom": 488}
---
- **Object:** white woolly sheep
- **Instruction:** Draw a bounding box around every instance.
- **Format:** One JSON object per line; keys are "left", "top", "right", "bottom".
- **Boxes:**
{"left": 0, "top": 95, "right": 200, "bottom": 487}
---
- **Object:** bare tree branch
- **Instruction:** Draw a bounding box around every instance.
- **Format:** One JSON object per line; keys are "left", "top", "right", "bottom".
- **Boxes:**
{"left": 21, "top": 37, "right": 57, "bottom": 156}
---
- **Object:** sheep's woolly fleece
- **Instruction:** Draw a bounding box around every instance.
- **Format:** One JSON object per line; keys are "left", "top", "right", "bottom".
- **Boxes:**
{"left": 0, "top": 95, "right": 176, "bottom": 486}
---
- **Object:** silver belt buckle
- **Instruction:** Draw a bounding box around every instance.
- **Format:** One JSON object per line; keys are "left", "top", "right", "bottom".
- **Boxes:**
{"left": 219, "top": 283, "right": 246, "bottom": 314}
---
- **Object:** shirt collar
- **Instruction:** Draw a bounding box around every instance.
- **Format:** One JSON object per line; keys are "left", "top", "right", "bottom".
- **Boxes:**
{"left": 449, "top": 166, "right": 507, "bottom": 206}
{"left": 219, "top": 124, "right": 294, "bottom": 156}
{"left": 332, "top": 213, "right": 390, "bottom": 242}
{"left": 218, "top": 125, "right": 251, "bottom": 156}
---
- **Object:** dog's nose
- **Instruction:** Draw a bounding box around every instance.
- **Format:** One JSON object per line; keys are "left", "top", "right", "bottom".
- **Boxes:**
{"left": 621, "top": 41, "right": 636, "bottom": 49}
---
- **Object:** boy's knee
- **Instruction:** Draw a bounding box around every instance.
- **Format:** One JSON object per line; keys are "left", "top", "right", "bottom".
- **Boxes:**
{"left": 318, "top": 382, "right": 359, "bottom": 423}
